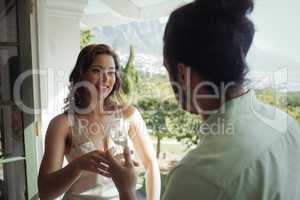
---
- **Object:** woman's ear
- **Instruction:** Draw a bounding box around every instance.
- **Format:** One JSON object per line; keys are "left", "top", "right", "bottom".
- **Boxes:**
{"left": 176, "top": 63, "right": 190, "bottom": 91}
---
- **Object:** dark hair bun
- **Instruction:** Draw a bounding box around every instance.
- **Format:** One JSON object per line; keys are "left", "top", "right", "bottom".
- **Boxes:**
{"left": 194, "top": 0, "right": 254, "bottom": 19}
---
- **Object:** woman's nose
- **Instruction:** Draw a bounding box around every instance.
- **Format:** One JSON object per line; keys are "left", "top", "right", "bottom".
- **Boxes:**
{"left": 99, "top": 72, "right": 108, "bottom": 83}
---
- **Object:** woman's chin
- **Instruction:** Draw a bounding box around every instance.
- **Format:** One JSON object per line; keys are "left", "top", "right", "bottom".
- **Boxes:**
{"left": 96, "top": 88, "right": 113, "bottom": 101}
{"left": 96, "top": 87, "right": 108, "bottom": 94}
{"left": 96, "top": 92, "right": 108, "bottom": 100}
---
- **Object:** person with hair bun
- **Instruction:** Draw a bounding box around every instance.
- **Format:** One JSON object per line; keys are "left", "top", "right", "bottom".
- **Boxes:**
{"left": 94, "top": 1, "right": 300, "bottom": 200}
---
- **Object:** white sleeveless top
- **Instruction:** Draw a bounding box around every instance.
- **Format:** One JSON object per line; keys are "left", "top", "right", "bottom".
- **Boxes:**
{"left": 63, "top": 108, "right": 141, "bottom": 200}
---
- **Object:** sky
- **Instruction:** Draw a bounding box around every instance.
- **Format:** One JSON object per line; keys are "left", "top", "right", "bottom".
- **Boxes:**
{"left": 83, "top": 0, "right": 300, "bottom": 89}
{"left": 84, "top": 0, "right": 300, "bottom": 61}
{"left": 251, "top": 0, "right": 300, "bottom": 62}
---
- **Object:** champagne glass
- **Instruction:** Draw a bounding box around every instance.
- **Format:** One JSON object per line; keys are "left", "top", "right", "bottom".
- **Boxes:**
{"left": 105, "top": 118, "right": 144, "bottom": 190}
{"left": 105, "top": 118, "right": 128, "bottom": 155}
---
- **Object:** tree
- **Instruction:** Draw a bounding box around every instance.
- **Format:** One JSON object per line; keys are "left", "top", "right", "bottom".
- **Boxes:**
{"left": 138, "top": 97, "right": 202, "bottom": 158}
{"left": 166, "top": 107, "right": 202, "bottom": 147}
{"left": 121, "top": 45, "right": 139, "bottom": 102}
{"left": 80, "top": 29, "right": 93, "bottom": 49}
{"left": 138, "top": 98, "right": 173, "bottom": 158}
{"left": 256, "top": 89, "right": 300, "bottom": 123}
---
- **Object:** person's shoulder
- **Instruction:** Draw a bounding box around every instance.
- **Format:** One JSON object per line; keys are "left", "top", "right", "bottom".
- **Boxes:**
{"left": 49, "top": 113, "right": 70, "bottom": 126}
{"left": 47, "top": 113, "right": 71, "bottom": 136}
{"left": 121, "top": 105, "right": 138, "bottom": 119}
{"left": 176, "top": 147, "right": 214, "bottom": 177}
{"left": 164, "top": 161, "right": 229, "bottom": 200}
{"left": 170, "top": 147, "right": 217, "bottom": 181}
{"left": 44, "top": 114, "right": 72, "bottom": 154}
{"left": 177, "top": 143, "right": 247, "bottom": 187}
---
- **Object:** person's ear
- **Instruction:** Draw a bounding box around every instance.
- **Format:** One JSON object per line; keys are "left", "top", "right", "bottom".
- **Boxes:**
{"left": 176, "top": 63, "right": 189, "bottom": 91}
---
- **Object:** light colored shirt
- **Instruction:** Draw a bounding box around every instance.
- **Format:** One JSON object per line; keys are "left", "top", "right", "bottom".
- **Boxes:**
{"left": 163, "top": 90, "right": 300, "bottom": 200}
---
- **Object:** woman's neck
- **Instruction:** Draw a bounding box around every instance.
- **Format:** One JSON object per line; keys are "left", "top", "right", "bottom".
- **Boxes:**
{"left": 88, "top": 99, "right": 110, "bottom": 117}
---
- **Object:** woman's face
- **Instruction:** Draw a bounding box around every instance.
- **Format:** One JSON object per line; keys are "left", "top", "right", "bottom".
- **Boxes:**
{"left": 83, "top": 54, "right": 116, "bottom": 99}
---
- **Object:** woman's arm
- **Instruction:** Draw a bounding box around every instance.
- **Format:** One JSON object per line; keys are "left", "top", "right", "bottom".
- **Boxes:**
{"left": 38, "top": 114, "right": 82, "bottom": 199}
{"left": 38, "top": 114, "right": 109, "bottom": 200}
{"left": 125, "top": 107, "right": 161, "bottom": 200}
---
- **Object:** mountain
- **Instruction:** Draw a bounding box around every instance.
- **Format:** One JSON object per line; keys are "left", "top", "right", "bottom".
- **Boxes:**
{"left": 89, "top": 20, "right": 300, "bottom": 91}
{"left": 91, "top": 20, "right": 165, "bottom": 56}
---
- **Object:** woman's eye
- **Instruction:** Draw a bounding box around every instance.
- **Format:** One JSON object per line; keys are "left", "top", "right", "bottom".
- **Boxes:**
{"left": 108, "top": 71, "right": 116, "bottom": 75}
{"left": 90, "top": 68, "right": 115, "bottom": 76}
{"left": 91, "top": 68, "right": 101, "bottom": 73}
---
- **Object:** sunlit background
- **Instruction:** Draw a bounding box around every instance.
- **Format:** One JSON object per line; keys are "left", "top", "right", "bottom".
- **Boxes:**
{"left": 77, "top": 0, "right": 300, "bottom": 196}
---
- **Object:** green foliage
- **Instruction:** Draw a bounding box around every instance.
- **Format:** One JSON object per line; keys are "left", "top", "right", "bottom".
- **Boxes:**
{"left": 288, "top": 106, "right": 300, "bottom": 122}
{"left": 137, "top": 98, "right": 172, "bottom": 158}
{"left": 121, "top": 46, "right": 139, "bottom": 100}
{"left": 287, "top": 92, "right": 300, "bottom": 107}
{"left": 166, "top": 109, "right": 201, "bottom": 147}
{"left": 137, "top": 96, "right": 202, "bottom": 157}
{"left": 137, "top": 172, "right": 169, "bottom": 198}
{"left": 137, "top": 98, "right": 175, "bottom": 138}
{"left": 160, "top": 173, "right": 169, "bottom": 198}
{"left": 80, "top": 29, "right": 93, "bottom": 49}
{"left": 138, "top": 83, "right": 300, "bottom": 158}
{"left": 256, "top": 89, "right": 300, "bottom": 123}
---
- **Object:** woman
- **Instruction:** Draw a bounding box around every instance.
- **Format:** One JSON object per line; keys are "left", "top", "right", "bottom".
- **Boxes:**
{"left": 38, "top": 44, "right": 160, "bottom": 200}
{"left": 103, "top": 0, "right": 300, "bottom": 200}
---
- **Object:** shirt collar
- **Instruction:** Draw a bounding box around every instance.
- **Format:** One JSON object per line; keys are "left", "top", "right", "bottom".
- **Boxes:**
{"left": 198, "top": 89, "right": 256, "bottom": 138}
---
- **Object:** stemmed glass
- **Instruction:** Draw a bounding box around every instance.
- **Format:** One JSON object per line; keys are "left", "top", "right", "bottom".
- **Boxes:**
{"left": 105, "top": 117, "right": 144, "bottom": 189}
{"left": 105, "top": 118, "right": 128, "bottom": 155}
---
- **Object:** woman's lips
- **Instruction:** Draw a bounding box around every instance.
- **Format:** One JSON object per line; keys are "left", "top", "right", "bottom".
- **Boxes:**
{"left": 96, "top": 85, "right": 109, "bottom": 92}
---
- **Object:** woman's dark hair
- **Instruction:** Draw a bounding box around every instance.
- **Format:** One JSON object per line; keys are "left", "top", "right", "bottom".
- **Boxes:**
{"left": 163, "top": 0, "right": 255, "bottom": 89}
{"left": 64, "top": 44, "right": 123, "bottom": 113}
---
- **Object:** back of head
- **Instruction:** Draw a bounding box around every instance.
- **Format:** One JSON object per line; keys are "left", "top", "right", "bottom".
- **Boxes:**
{"left": 164, "top": 0, "right": 255, "bottom": 87}
{"left": 194, "top": 0, "right": 253, "bottom": 19}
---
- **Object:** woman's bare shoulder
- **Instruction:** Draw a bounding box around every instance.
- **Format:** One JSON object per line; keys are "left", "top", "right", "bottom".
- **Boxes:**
{"left": 46, "top": 113, "right": 72, "bottom": 137}
{"left": 121, "top": 105, "right": 137, "bottom": 119}
{"left": 50, "top": 113, "right": 70, "bottom": 125}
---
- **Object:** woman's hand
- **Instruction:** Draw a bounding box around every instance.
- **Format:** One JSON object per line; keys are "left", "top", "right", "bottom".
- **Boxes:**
{"left": 72, "top": 150, "right": 111, "bottom": 177}
{"left": 106, "top": 146, "right": 138, "bottom": 200}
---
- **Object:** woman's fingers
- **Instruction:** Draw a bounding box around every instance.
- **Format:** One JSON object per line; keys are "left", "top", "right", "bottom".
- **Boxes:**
{"left": 93, "top": 147, "right": 138, "bottom": 176}
{"left": 113, "top": 148, "right": 139, "bottom": 167}
{"left": 106, "top": 148, "right": 120, "bottom": 166}
{"left": 92, "top": 160, "right": 109, "bottom": 172}
{"left": 90, "top": 160, "right": 111, "bottom": 177}
{"left": 83, "top": 150, "right": 112, "bottom": 176}
{"left": 92, "top": 154, "right": 109, "bottom": 166}
{"left": 94, "top": 151, "right": 109, "bottom": 161}
{"left": 93, "top": 167, "right": 112, "bottom": 177}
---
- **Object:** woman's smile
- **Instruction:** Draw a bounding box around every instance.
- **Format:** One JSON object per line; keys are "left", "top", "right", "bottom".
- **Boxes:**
{"left": 95, "top": 84, "right": 110, "bottom": 94}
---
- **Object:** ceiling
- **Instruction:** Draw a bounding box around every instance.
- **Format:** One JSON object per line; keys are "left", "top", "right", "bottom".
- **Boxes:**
{"left": 81, "top": 0, "right": 193, "bottom": 26}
